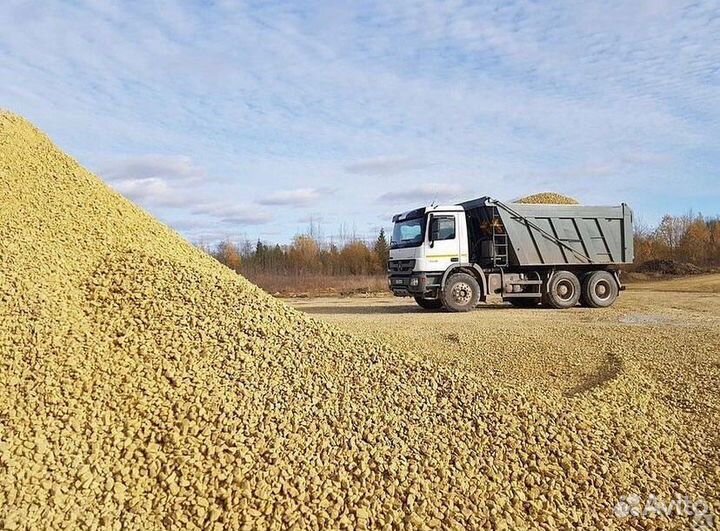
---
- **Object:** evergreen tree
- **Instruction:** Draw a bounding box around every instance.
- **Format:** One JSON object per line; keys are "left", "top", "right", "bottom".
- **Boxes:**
{"left": 254, "top": 239, "right": 266, "bottom": 270}
{"left": 374, "top": 228, "right": 390, "bottom": 268}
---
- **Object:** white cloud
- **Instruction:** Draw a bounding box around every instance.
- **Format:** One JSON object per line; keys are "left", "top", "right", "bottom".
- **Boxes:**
{"left": 109, "top": 177, "right": 181, "bottom": 207}
{"left": 101, "top": 155, "right": 205, "bottom": 182}
{"left": 191, "top": 203, "right": 273, "bottom": 225}
{"left": 345, "top": 156, "right": 429, "bottom": 176}
{"left": 220, "top": 213, "right": 274, "bottom": 225}
{"left": 257, "top": 188, "right": 327, "bottom": 206}
{"left": 378, "top": 183, "right": 466, "bottom": 204}
{"left": 101, "top": 155, "right": 205, "bottom": 207}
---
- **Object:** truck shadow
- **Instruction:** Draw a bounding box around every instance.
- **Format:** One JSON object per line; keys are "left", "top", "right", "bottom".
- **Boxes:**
{"left": 299, "top": 303, "right": 522, "bottom": 315}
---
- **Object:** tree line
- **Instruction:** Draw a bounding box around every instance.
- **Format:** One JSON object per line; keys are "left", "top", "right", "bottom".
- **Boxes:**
{"left": 635, "top": 213, "right": 720, "bottom": 267}
{"left": 201, "top": 229, "right": 391, "bottom": 276}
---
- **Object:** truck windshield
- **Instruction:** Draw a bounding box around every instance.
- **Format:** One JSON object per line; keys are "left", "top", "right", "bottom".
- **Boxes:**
{"left": 390, "top": 217, "right": 426, "bottom": 249}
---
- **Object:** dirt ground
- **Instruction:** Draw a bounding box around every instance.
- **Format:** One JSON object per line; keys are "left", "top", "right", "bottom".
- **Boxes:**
{"left": 289, "top": 274, "right": 720, "bottom": 524}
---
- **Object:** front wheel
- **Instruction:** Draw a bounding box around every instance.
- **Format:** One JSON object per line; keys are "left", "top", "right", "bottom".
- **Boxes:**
{"left": 441, "top": 272, "right": 480, "bottom": 312}
{"left": 414, "top": 296, "right": 443, "bottom": 310}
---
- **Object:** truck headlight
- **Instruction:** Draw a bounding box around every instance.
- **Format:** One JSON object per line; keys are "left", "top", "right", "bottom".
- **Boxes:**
{"left": 409, "top": 277, "right": 419, "bottom": 286}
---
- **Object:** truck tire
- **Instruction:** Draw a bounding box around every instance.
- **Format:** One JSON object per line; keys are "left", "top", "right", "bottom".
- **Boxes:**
{"left": 414, "top": 297, "right": 443, "bottom": 310}
{"left": 441, "top": 272, "right": 480, "bottom": 312}
{"left": 543, "top": 270, "right": 581, "bottom": 309}
{"left": 581, "top": 270, "right": 618, "bottom": 308}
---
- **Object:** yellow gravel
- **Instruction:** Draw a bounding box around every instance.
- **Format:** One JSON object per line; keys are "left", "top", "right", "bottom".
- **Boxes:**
{"left": 514, "top": 192, "right": 579, "bottom": 205}
{"left": 292, "top": 285, "right": 720, "bottom": 528}
{"left": 1, "top": 111, "right": 718, "bottom": 530}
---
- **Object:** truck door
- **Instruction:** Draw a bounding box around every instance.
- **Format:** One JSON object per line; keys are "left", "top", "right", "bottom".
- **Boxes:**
{"left": 426, "top": 213, "right": 461, "bottom": 271}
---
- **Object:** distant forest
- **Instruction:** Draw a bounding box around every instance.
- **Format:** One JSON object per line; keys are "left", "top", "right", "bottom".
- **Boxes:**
{"left": 198, "top": 228, "right": 390, "bottom": 294}
{"left": 634, "top": 213, "right": 720, "bottom": 266}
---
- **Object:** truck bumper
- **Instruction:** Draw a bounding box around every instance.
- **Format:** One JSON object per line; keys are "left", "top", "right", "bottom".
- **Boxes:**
{"left": 388, "top": 273, "right": 441, "bottom": 298}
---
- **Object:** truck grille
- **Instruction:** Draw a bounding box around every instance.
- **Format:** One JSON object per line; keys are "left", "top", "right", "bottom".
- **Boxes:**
{"left": 388, "top": 259, "right": 416, "bottom": 273}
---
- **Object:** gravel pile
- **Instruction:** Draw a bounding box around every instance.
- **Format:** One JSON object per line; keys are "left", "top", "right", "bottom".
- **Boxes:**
{"left": 1, "top": 112, "right": 715, "bottom": 530}
{"left": 514, "top": 193, "right": 579, "bottom": 205}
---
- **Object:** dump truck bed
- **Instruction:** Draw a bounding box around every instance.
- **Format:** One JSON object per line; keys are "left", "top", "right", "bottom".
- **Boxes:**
{"left": 461, "top": 197, "right": 634, "bottom": 267}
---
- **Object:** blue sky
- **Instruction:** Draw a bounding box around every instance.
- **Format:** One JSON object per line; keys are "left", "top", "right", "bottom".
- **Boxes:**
{"left": 2, "top": 0, "right": 719, "bottom": 244}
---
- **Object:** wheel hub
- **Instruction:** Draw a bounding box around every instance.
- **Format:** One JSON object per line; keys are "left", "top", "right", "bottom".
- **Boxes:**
{"left": 451, "top": 282, "right": 472, "bottom": 304}
{"left": 595, "top": 280, "right": 610, "bottom": 300}
{"left": 556, "top": 279, "right": 575, "bottom": 301}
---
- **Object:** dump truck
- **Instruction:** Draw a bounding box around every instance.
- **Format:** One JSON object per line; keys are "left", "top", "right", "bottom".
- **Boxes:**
{"left": 388, "top": 196, "right": 634, "bottom": 311}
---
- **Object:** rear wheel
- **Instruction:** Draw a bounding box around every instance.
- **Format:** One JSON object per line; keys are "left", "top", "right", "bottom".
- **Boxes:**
{"left": 441, "top": 272, "right": 480, "bottom": 312}
{"left": 581, "top": 270, "right": 618, "bottom": 308}
{"left": 414, "top": 296, "right": 443, "bottom": 310}
{"left": 543, "top": 270, "right": 581, "bottom": 309}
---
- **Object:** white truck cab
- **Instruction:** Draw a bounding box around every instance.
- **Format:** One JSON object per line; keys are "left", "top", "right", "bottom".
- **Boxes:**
{"left": 390, "top": 205, "right": 469, "bottom": 267}
{"left": 388, "top": 205, "right": 473, "bottom": 309}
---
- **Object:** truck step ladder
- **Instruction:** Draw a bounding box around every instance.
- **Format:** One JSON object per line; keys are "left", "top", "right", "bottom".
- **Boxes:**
{"left": 491, "top": 209, "right": 508, "bottom": 267}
